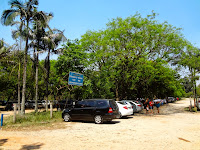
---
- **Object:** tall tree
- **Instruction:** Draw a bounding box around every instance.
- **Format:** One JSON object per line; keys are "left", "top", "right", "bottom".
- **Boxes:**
{"left": 81, "top": 12, "right": 187, "bottom": 99}
{"left": 29, "top": 11, "right": 53, "bottom": 112}
{"left": 43, "top": 29, "right": 66, "bottom": 111}
{"left": 55, "top": 39, "right": 87, "bottom": 100}
{"left": 1, "top": 0, "right": 50, "bottom": 114}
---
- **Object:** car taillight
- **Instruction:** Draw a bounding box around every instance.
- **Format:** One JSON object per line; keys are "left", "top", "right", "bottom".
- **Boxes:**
{"left": 108, "top": 107, "right": 113, "bottom": 113}
{"left": 138, "top": 105, "right": 141, "bottom": 107}
{"left": 123, "top": 106, "right": 128, "bottom": 109}
{"left": 132, "top": 106, "right": 133, "bottom": 108}
{"left": 198, "top": 101, "right": 200, "bottom": 103}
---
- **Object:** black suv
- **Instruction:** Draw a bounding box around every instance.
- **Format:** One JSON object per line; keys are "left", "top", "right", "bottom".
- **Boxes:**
{"left": 62, "top": 99, "right": 119, "bottom": 124}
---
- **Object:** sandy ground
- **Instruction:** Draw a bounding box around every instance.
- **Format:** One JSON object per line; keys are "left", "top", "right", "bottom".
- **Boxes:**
{"left": 0, "top": 98, "right": 200, "bottom": 150}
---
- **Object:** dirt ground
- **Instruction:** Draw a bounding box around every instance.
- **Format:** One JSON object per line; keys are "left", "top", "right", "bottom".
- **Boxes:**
{"left": 0, "top": 98, "right": 200, "bottom": 150}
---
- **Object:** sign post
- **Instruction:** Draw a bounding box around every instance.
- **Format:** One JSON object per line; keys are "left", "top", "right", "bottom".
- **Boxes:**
{"left": 68, "top": 71, "right": 84, "bottom": 86}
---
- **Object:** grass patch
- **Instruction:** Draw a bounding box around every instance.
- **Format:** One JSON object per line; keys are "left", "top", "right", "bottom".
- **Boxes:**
{"left": 2, "top": 111, "right": 64, "bottom": 131}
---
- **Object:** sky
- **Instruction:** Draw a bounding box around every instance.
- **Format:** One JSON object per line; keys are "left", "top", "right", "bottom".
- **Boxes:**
{"left": 0, "top": 0, "right": 200, "bottom": 59}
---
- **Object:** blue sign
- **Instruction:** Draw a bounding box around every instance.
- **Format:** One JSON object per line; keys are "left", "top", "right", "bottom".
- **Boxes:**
{"left": 68, "top": 71, "right": 84, "bottom": 86}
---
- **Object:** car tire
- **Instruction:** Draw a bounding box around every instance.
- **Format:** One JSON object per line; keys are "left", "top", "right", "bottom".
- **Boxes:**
{"left": 94, "top": 115, "right": 103, "bottom": 124}
{"left": 63, "top": 113, "right": 71, "bottom": 122}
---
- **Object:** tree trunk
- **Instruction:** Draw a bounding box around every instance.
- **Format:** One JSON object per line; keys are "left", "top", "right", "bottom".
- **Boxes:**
{"left": 116, "top": 83, "right": 119, "bottom": 101}
{"left": 18, "top": 61, "right": 21, "bottom": 114}
{"left": 45, "top": 49, "right": 50, "bottom": 111}
{"left": 21, "top": 21, "right": 29, "bottom": 115}
{"left": 35, "top": 49, "right": 39, "bottom": 112}
{"left": 194, "top": 69, "right": 196, "bottom": 107}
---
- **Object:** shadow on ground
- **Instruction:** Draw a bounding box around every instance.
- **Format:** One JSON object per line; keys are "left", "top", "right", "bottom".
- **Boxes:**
{"left": 20, "top": 143, "right": 44, "bottom": 150}
{"left": 71, "top": 120, "right": 121, "bottom": 125}
{"left": 0, "top": 139, "right": 8, "bottom": 146}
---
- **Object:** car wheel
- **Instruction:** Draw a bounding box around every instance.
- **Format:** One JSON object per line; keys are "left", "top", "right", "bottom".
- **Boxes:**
{"left": 63, "top": 113, "right": 71, "bottom": 122}
{"left": 94, "top": 115, "right": 103, "bottom": 124}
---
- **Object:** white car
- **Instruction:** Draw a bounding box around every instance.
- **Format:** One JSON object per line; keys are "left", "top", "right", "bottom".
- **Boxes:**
{"left": 116, "top": 101, "right": 133, "bottom": 118}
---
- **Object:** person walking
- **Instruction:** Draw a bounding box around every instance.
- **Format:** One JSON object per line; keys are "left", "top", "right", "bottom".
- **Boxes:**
{"left": 149, "top": 99, "right": 154, "bottom": 114}
{"left": 144, "top": 98, "right": 149, "bottom": 114}
{"left": 155, "top": 100, "right": 161, "bottom": 114}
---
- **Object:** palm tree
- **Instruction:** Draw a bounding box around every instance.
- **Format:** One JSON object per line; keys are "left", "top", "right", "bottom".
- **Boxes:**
{"left": 29, "top": 12, "right": 53, "bottom": 112}
{"left": 1, "top": 0, "right": 49, "bottom": 115}
{"left": 0, "top": 39, "right": 12, "bottom": 60}
{"left": 43, "top": 29, "right": 66, "bottom": 111}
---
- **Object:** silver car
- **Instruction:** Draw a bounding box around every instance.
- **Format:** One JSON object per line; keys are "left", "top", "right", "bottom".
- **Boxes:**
{"left": 122, "top": 100, "right": 143, "bottom": 112}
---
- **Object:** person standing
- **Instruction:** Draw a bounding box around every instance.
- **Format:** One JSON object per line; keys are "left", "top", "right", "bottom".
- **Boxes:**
{"left": 144, "top": 98, "right": 149, "bottom": 114}
{"left": 149, "top": 99, "right": 154, "bottom": 114}
{"left": 155, "top": 101, "right": 161, "bottom": 114}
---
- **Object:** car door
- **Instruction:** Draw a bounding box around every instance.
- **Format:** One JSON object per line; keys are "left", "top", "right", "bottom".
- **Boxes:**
{"left": 83, "top": 100, "right": 96, "bottom": 120}
{"left": 71, "top": 101, "right": 87, "bottom": 120}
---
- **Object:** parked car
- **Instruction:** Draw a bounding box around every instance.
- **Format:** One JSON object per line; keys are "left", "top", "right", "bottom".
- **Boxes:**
{"left": 196, "top": 99, "right": 200, "bottom": 111}
{"left": 0, "top": 100, "right": 13, "bottom": 111}
{"left": 33, "top": 100, "right": 43, "bottom": 109}
{"left": 62, "top": 99, "right": 120, "bottom": 124}
{"left": 130, "top": 101, "right": 143, "bottom": 112}
{"left": 121, "top": 100, "right": 136, "bottom": 114}
{"left": 116, "top": 101, "right": 133, "bottom": 117}
{"left": 132, "top": 100, "right": 143, "bottom": 107}
{"left": 57, "top": 100, "right": 74, "bottom": 110}
{"left": 167, "top": 97, "right": 175, "bottom": 103}
{"left": 162, "top": 99, "right": 167, "bottom": 104}
{"left": 25, "top": 100, "right": 35, "bottom": 109}
{"left": 42, "top": 100, "right": 50, "bottom": 108}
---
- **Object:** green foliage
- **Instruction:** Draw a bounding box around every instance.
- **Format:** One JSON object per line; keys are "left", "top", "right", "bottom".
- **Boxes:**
{"left": 0, "top": 11, "right": 197, "bottom": 102}
{"left": 80, "top": 12, "right": 187, "bottom": 99}
{"left": 55, "top": 39, "right": 88, "bottom": 100}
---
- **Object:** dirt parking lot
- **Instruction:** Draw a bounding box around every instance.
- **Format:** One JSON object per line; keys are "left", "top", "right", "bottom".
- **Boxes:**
{"left": 0, "top": 98, "right": 200, "bottom": 150}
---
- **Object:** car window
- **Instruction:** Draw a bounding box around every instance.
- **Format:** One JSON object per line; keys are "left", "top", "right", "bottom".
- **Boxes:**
{"left": 109, "top": 100, "right": 118, "bottom": 109}
{"left": 86, "top": 101, "right": 96, "bottom": 107}
{"left": 96, "top": 100, "right": 107, "bottom": 107}
{"left": 75, "top": 101, "right": 86, "bottom": 108}
{"left": 129, "top": 102, "right": 135, "bottom": 105}
{"left": 117, "top": 101, "right": 124, "bottom": 105}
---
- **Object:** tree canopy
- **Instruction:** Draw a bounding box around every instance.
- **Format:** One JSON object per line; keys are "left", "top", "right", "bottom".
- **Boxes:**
{"left": 1, "top": 8, "right": 200, "bottom": 105}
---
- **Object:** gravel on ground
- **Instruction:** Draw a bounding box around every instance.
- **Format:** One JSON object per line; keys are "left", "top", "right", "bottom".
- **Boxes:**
{"left": 0, "top": 98, "right": 200, "bottom": 150}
